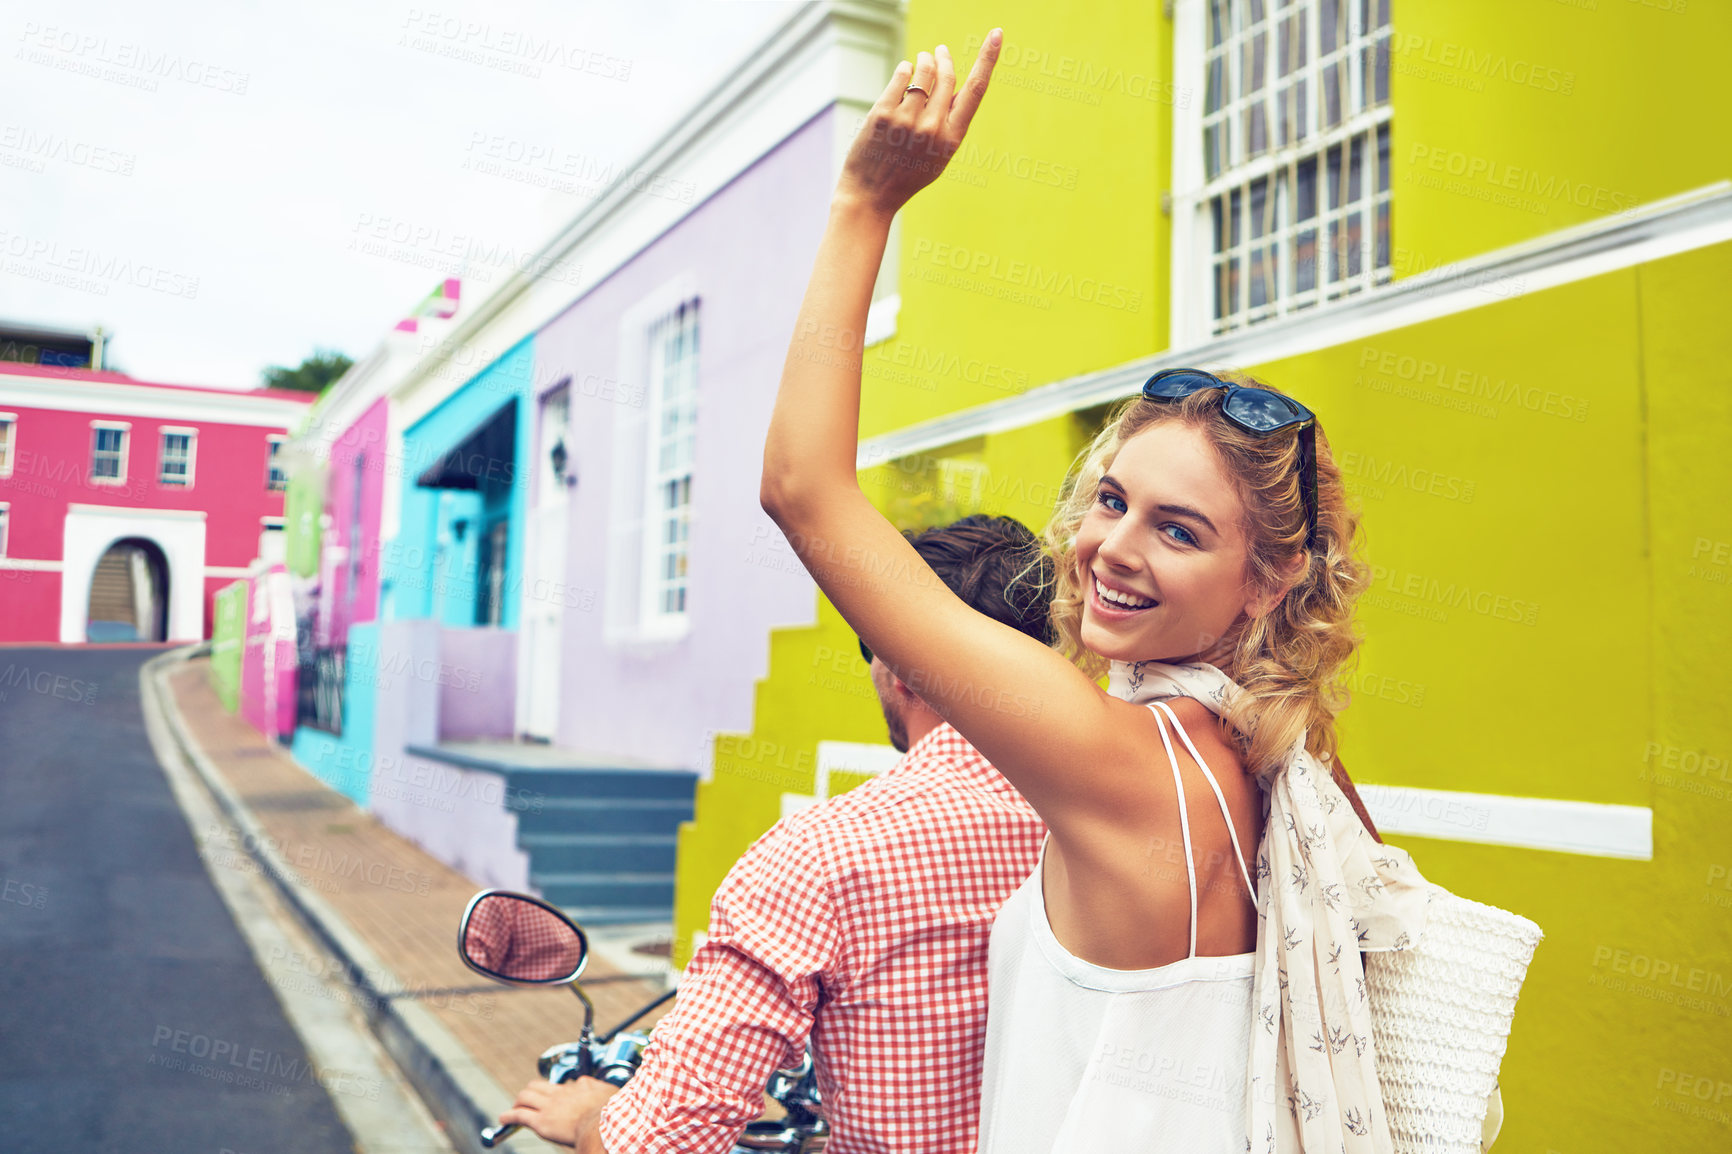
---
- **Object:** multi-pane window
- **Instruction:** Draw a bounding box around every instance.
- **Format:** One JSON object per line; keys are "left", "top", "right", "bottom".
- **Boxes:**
{"left": 644, "top": 300, "right": 699, "bottom": 620}
{"left": 159, "top": 428, "right": 196, "bottom": 485}
{"left": 91, "top": 422, "right": 129, "bottom": 483}
{"left": 0, "top": 414, "right": 14, "bottom": 478}
{"left": 266, "top": 435, "right": 288, "bottom": 491}
{"left": 1186, "top": 0, "right": 1392, "bottom": 336}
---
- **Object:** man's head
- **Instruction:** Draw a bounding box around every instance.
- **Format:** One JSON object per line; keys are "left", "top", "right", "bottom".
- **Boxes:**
{"left": 869, "top": 514, "right": 1053, "bottom": 752}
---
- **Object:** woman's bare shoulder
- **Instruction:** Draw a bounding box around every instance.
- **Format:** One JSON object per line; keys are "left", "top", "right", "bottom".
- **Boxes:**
{"left": 1152, "top": 696, "right": 1249, "bottom": 777}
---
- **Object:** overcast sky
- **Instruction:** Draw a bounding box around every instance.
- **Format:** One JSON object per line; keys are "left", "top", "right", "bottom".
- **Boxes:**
{"left": 1, "top": 0, "right": 806, "bottom": 388}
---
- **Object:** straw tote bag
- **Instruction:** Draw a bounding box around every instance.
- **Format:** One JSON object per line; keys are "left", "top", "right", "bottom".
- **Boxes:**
{"left": 1363, "top": 890, "right": 1543, "bottom": 1153}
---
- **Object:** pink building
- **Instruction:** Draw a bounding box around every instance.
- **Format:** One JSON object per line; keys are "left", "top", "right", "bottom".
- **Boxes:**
{"left": 0, "top": 362, "right": 314, "bottom": 643}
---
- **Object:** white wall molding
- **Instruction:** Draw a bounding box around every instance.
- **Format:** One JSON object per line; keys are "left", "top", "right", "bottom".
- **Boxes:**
{"left": 0, "top": 372, "right": 311, "bottom": 429}
{"left": 1358, "top": 784, "right": 1651, "bottom": 860}
{"left": 859, "top": 181, "right": 1732, "bottom": 465}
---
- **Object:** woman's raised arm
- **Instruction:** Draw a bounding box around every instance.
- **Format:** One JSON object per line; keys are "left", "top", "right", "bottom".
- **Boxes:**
{"left": 759, "top": 36, "right": 1157, "bottom": 836}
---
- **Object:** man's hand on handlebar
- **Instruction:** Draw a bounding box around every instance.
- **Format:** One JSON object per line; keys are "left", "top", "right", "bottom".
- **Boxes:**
{"left": 500, "top": 1076, "right": 619, "bottom": 1153}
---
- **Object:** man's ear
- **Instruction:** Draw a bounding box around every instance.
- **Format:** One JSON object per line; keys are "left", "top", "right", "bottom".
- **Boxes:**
{"left": 1245, "top": 551, "right": 1308, "bottom": 619}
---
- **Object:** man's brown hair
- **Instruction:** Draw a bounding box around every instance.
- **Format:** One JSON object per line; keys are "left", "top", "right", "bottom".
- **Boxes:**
{"left": 906, "top": 514, "right": 1053, "bottom": 646}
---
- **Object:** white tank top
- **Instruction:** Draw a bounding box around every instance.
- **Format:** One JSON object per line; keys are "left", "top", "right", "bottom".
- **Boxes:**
{"left": 975, "top": 700, "right": 1273, "bottom": 1154}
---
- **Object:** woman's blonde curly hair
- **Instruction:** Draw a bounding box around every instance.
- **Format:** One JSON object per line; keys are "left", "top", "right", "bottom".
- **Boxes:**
{"left": 1040, "top": 373, "right": 1370, "bottom": 780}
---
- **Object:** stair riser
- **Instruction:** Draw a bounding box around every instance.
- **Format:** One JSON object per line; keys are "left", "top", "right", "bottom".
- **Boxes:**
{"left": 524, "top": 842, "right": 678, "bottom": 874}
{"left": 534, "top": 878, "right": 675, "bottom": 908}
{"left": 514, "top": 805, "right": 692, "bottom": 836}
{"left": 503, "top": 771, "right": 698, "bottom": 800}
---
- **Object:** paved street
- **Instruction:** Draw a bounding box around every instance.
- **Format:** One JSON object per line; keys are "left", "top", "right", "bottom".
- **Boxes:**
{"left": 0, "top": 645, "right": 354, "bottom": 1151}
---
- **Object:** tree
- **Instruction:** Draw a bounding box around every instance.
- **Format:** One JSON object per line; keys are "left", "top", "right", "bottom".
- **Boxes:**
{"left": 262, "top": 348, "right": 353, "bottom": 394}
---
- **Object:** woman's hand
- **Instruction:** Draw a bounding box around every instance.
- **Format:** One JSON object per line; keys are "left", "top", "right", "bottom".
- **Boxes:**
{"left": 837, "top": 31, "right": 1003, "bottom": 222}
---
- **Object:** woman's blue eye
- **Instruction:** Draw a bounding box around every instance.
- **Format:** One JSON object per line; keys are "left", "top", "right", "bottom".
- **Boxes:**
{"left": 1097, "top": 491, "right": 1127, "bottom": 514}
{"left": 1162, "top": 524, "right": 1198, "bottom": 547}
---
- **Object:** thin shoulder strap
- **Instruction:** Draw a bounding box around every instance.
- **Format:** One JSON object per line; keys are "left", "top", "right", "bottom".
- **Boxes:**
{"left": 1150, "top": 700, "right": 1256, "bottom": 903}
{"left": 1146, "top": 704, "right": 1199, "bottom": 959}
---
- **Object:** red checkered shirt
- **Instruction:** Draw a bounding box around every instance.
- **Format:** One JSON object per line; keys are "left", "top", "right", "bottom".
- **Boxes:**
{"left": 599, "top": 722, "right": 1046, "bottom": 1154}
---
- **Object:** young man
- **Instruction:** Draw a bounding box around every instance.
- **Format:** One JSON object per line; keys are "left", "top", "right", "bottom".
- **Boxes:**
{"left": 499, "top": 516, "right": 1383, "bottom": 1151}
{"left": 499, "top": 515, "right": 1053, "bottom": 1153}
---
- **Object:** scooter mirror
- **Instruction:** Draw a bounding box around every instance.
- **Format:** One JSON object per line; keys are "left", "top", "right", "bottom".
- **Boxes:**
{"left": 458, "top": 891, "right": 589, "bottom": 985}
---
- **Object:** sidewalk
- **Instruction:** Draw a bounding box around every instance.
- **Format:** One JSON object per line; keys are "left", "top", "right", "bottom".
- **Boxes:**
{"left": 162, "top": 653, "right": 675, "bottom": 1149}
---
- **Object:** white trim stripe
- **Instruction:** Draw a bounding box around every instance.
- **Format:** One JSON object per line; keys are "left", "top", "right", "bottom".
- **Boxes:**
{"left": 0, "top": 557, "right": 63, "bottom": 571}
{"left": 859, "top": 181, "right": 1732, "bottom": 465}
{"left": 0, "top": 373, "right": 310, "bottom": 429}
{"left": 1358, "top": 785, "right": 1652, "bottom": 860}
{"left": 802, "top": 742, "right": 1649, "bottom": 858}
{"left": 67, "top": 503, "right": 207, "bottom": 520}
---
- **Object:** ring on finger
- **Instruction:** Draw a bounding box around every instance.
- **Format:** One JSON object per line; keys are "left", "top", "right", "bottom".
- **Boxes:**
{"left": 904, "top": 84, "right": 929, "bottom": 97}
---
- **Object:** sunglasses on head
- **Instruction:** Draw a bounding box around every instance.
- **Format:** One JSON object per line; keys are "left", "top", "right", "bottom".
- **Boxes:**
{"left": 1140, "top": 367, "right": 1320, "bottom": 551}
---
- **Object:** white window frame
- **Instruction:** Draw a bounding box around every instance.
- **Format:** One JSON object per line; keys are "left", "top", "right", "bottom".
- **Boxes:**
{"left": 0, "top": 502, "right": 9, "bottom": 558}
{"left": 1171, "top": 0, "right": 1393, "bottom": 344}
{"left": 90, "top": 420, "right": 130, "bottom": 486}
{"left": 641, "top": 299, "right": 700, "bottom": 632}
{"left": 0, "top": 413, "right": 15, "bottom": 479}
{"left": 604, "top": 273, "right": 700, "bottom": 646}
{"left": 158, "top": 426, "right": 198, "bottom": 487}
{"left": 266, "top": 434, "right": 288, "bottom": 491}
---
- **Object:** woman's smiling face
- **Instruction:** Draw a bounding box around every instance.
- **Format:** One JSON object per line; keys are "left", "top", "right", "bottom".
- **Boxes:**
{"left": 1074, "top": 420, "right": 1267, "bottom": 666}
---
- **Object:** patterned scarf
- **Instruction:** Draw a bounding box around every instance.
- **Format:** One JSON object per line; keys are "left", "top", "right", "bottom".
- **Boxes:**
{"left": 1108, "top": 659, "right": 1437, "bottom": 1154}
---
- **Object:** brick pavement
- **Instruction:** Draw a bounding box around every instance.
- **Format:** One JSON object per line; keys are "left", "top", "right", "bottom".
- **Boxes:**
{"left": 167, "top": 658, "right": 676, "bottom": 1133}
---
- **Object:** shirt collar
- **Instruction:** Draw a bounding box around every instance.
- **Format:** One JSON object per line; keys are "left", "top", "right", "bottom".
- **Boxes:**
{"left": 899, "top": 721, "right": 1022, "bottom": 794}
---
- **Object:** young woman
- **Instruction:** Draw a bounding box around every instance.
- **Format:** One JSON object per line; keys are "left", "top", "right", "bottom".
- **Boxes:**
{"left": 761, "top": 34, "right": 1432, "bottom": 1153}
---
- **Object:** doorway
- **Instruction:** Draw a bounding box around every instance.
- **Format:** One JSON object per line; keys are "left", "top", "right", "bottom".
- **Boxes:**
{"left": 87, "top": 538, "right": 170, "bottom": 642}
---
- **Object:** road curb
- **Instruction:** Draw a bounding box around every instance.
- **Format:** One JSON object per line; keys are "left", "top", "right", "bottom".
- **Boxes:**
{"left": 142, "top": 645, "right": 541, "bottom": 1154}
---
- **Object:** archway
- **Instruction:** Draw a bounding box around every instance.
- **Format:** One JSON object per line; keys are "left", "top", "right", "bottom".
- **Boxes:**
{"left": 86, "top": 537, "right": 170, "bottom": 642}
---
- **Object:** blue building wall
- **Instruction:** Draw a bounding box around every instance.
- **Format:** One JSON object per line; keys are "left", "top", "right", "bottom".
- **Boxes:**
{"left": 385, "top": 339, "right": 535, "bottom": 630}
{"left": 288, "top": 620, "right": 381, "bottom": 807}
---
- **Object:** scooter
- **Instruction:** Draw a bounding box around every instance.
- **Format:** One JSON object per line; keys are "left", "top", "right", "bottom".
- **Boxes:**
{"left": 457, "top": 889, "right": 829, "bottom": 1152}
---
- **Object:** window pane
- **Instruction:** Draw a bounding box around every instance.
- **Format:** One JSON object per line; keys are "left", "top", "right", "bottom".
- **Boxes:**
{"left": 1344, "top": 209, "right": 1364, "bottom": 277}
{"left": 1366, "top": 35, "right": 1389, "bottom": 105}
{"left": 1206, "top": 55, "right": 1227, "bottom": 114}
{"left": 1321, "top": 0, "right": 1344, "bottom": 54}
{"left": 1296, "top": 156, "right": 1318, "bottom": 221}
{"left": 1278, "top": 79, "right": 1307, "bottom": 145}
{"left": 1294, "top": 228, "right": 1318, "bottom": 293}
{"left": 1240, "top": 31, "right": 1267, "bottom": 97}
{"left": 1249, "top": 245, "right": 1276, "bottom": 308}
{"left": 1249, "top": 176, "right": 1271, "bottom": 239}
{"left": 1277, "top": 12, "right": 1307, "bottom": 76}
{"left": 1244, "top": 102, "right": 1268, "bottom": 158}
{"left": 1376, "top": 123, "right": 1390, "bottom": 193}
{"left": 1204, "top": 121, "right": 1227, "bottom": 180}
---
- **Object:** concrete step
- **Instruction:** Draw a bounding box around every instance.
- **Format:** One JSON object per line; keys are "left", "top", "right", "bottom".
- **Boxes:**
{"left": 512, "top": 797, "right": 694, "bottom": 836}
{"left": 501, "top": 767, "right": 699, "bottom": 801}
{"left": 516, "top": 833, "right": 678, "bottom": 874}
{"left": 531, "top": 871, "right": 675, "bottom": 910}
{"left": 558, "top": 905, "right": 678, "bottom": 929}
